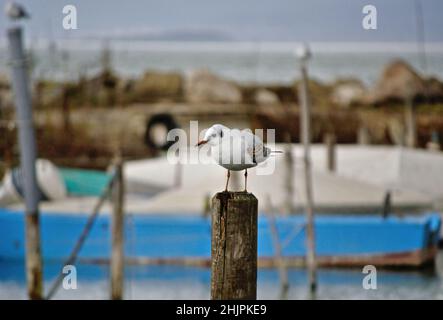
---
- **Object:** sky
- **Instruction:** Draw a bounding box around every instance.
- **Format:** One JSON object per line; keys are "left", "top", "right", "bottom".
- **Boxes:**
{"left": 0, "top": 0, "right": 442, "bottom": 42}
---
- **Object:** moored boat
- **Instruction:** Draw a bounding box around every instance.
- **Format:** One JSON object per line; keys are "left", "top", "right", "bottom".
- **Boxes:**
{"left": 0, "top": 208, "right": 439, "bottom": 268}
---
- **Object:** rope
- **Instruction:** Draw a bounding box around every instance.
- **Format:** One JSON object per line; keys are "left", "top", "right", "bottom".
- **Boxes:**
{"left": 45, "top": 172, "right": 116, "bottom": 300}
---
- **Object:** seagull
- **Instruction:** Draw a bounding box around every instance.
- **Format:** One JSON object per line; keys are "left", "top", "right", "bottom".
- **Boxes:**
{"left": 197, "top": 124, "right": 281, "bottom": 192}
{"left": 4, "top": 1, "right": 30, "bottom": 20}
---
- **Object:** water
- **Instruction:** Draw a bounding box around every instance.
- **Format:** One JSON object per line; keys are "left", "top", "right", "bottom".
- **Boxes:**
{"left": 1, "top": 251, "right": 442, "bottom": 299}
{"left": 1, "top": 40, "right": 443, "bottom": 85}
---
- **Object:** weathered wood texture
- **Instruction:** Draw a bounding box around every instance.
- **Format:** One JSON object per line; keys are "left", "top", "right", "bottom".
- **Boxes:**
{"left": 110, "top": 158, "right": 125, "bottom": 300}
{"left": 25, "top": 213, "right": 43, "bottom": 299}
{"left": 211, "top": 192, "right": 258, "bottom": 300}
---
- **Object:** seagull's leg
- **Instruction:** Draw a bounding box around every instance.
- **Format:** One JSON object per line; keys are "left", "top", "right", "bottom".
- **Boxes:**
{"left": 225, "top": 170, "right": 231, "bottom": 192}
{"left": 244, "top": 169, "right": 248, "bottom": 192}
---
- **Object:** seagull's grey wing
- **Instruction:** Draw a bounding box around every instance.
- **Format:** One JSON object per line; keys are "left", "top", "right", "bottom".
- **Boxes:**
{"left": 242, "top": 131, "right": 268, "bottom": 164}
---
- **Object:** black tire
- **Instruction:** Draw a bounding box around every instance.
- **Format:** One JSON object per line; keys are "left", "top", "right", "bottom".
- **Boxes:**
{"left": 144, "top": 113, "right": 180, "bottom": 151}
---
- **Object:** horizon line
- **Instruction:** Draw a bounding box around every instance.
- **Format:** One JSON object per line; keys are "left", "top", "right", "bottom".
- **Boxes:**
{"left": 1, "top": 38, "right": 443, "bottom": 53}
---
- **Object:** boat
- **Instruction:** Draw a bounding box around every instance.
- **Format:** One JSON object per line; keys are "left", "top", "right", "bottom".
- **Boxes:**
{"left": 0, "top": 160, "right": 167, "bottom": 201}
{"left": 0, "top": 146, "right": 441, "bottom": 269}
{"left": 59, "top": 167, "right": 111, "bottom": 197}
{"left": 0, "top": 159, "right": 67, "bottom": 205}
{"left": 0, "top": 208, "right": 440, "bottom": 268}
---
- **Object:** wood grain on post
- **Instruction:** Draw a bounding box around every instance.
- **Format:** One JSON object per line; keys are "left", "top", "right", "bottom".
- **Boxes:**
{"left": 211, "top": 192, "right": 258, "bottom": 300}
{"left": 25, "top": 213, "right": 43, "bottom": 300}
{"left": 110, "top": 157, "right": 125, "bottom": 300}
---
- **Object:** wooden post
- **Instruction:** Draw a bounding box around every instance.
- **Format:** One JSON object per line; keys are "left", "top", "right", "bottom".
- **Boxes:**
{"left": 110, "top": 156, "right": 125, "bottom": 300}
{"left": 211, "top": 192, "right": 258, "bottom": 300}
{"left": 324, "top": 133, "right": 336, "bottom": 172}
{"left": 61, "top": 85, "right": 72, "bottom": 136}
{"left": 297, "top": 44, "right": 317, "bottom": 296}
{"left": 381, "top": 191, "right": 391, "bottom": 219}
{"left": 405, "top": 98, "right": 416, "bottom": 148}
{"left": 7, "top": 27, "right": 43, "bottom": 300}
{"left": 283, "top": 132, "right": 295, "bottom": 214}
{"left": 357, "top": 126, "right": 371, "bottom": 145}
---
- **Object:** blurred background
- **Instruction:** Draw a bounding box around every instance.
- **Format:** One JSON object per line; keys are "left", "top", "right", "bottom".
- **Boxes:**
{"left": 0, "top": 0, "right": 443, "bottom": 300}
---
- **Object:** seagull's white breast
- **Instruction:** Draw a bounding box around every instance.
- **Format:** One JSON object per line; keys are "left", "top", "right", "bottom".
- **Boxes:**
{"left": 211, "top": 129, "right": 268, "bottom": 171}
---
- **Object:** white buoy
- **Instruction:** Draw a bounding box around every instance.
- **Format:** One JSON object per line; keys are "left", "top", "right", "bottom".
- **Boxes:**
{"left": 0, "top": 159, "right": 67, "bottom": 205}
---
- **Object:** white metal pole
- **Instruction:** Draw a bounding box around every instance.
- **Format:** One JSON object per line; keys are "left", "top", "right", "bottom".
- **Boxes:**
{"left": 7, "top": 26, "right": 43, "bottom": 300}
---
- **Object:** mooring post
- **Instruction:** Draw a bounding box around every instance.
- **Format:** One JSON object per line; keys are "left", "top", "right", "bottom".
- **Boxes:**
{"left": 297, "top": 44, "right": 317, "bottom": 296}
{"left": 211, "top": 192, "right": 258, "bottom": 300}
{"left": 405, "top": 97, "right": 416, "bottom": 148}
{"left": 7, "top": 27, "right": 43, "bottom": 300}
{"left": 283, "top": 132, "right": 295, "bottom": 214}
{"left": 110, "top": 156, "right": 125, "bottom": 300}
{"left": 324, "top": 133, "right": 336, "bottom": 172}
{"left": 381, "top": 190, "right": 392, "bottom": 219}
{"left": 357, "top": 126, "right": 371, "bottom": 145}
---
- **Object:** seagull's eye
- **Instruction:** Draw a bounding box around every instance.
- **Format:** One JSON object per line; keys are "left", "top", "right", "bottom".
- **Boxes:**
{"left": 212, "top": 133, "right": 217, "bottom": 138}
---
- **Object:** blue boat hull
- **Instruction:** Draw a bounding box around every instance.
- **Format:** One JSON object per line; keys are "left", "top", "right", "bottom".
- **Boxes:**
{"left": 0, "top": 208, "right": 440, "bottom": 267}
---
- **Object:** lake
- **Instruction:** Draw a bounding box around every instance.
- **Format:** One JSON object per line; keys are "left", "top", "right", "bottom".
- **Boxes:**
{"left": 1, "top": 251, "right": 442, "bottom": 299}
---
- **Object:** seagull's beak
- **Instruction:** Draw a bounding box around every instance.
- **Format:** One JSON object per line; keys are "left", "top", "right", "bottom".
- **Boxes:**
{"left": 196, "top": 140, "right": 208, "bottom": 147}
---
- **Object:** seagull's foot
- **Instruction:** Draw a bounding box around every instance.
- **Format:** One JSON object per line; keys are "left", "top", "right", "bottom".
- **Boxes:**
{"left": 243, "top": 169, "right": 248, "bottom": 193}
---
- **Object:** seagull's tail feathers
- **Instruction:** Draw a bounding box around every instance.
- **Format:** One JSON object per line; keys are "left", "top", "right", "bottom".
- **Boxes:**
{"left": 268, "top": 150, "right": 283, "bottom": 157}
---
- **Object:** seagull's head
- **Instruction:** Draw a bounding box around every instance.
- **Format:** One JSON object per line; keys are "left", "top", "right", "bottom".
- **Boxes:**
{"left": 197, "top": 124, "right": 226, "bottom": 147}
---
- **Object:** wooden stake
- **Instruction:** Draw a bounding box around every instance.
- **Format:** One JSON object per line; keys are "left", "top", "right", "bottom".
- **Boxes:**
{"left": 283, "top": 132, "right": 295, "bottom": 214}
{"left": 405, "top": 98, "right": 416, "bottom": 148}
{"left": 324, "top": 133, "right": 336, "bottom": 172}
{"left": 111, "top": 156, "right": 125, "bottom": 300}
{"left": 25, "top": 214, "right": 43, "bottom": 300}
{"left": 357, "top": 126, "right": 371, "bottom": 145}
{"left": 381, "top": 191, "right": 391, "bottom": 219}
{"left": 211, "top": 192, "right": 258, "bottom": 300}
{"left": 298, "top": 46, "right": 317, "bottom": 296}
{"left": 61, "top": 85, "right": 72, "bottom": 136}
